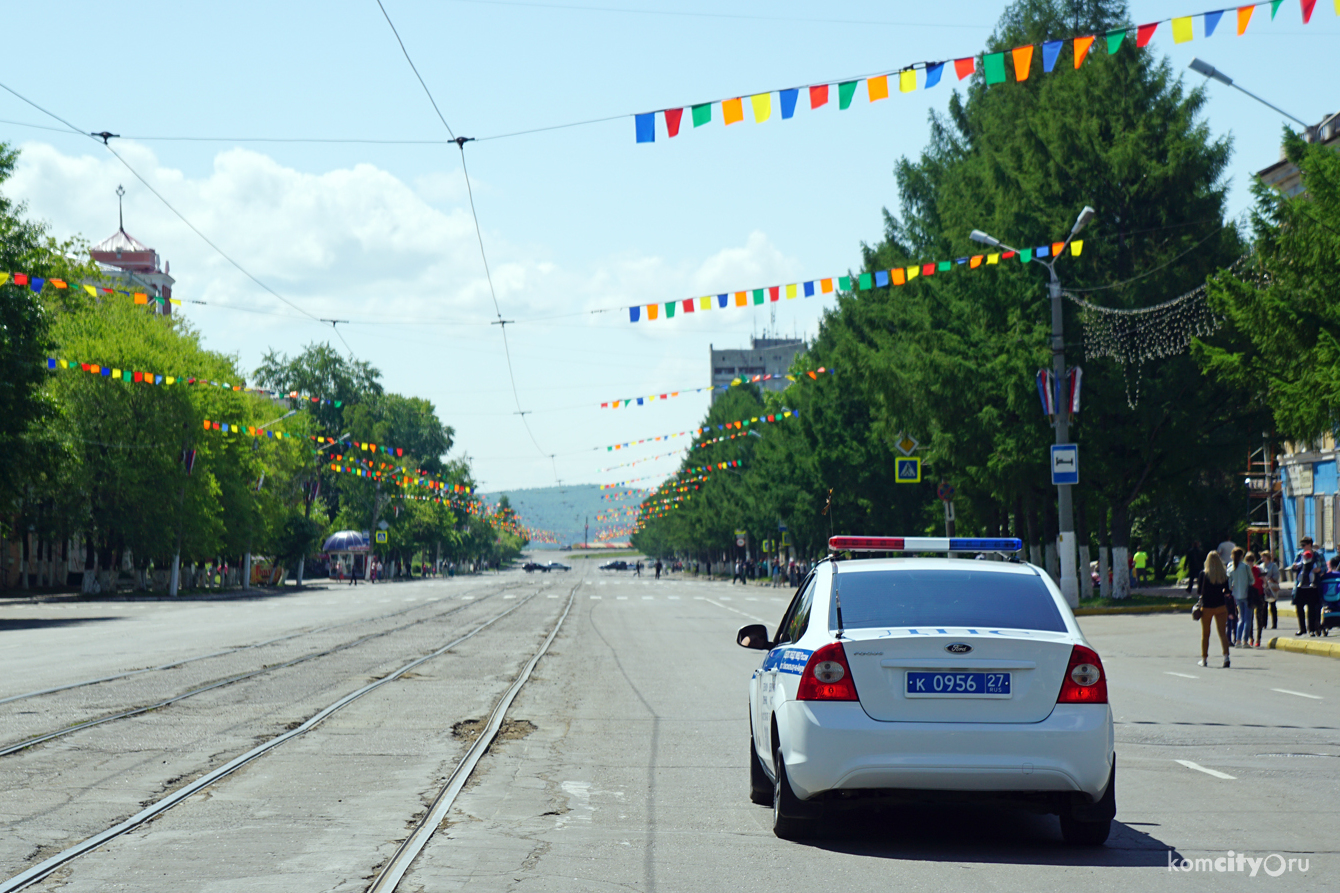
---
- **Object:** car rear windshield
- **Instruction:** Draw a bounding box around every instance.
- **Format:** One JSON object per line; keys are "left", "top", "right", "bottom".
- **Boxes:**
{"left": 832, "top": 569, "right": 1067, "bottom": 632}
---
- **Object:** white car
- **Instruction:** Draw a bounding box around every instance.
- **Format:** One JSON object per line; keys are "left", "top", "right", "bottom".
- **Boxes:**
{"left": 737, "top": 536, "right": 1115, "bottom": 844}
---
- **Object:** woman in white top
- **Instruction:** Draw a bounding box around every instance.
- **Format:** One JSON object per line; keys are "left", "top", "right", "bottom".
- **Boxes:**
{"left": 1229, "top": 547, "right": 1254, "bottom": 648}
{"left": 1260, "top": 550, "right": 1281, "bottom": 630}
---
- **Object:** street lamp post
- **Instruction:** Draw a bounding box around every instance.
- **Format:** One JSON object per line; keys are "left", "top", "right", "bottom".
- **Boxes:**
{"left": 1187, "top": 58, "right": 1315, "bottom": 136}
{"left": 970, "top": 206, "right": 1094, "bottom": 608}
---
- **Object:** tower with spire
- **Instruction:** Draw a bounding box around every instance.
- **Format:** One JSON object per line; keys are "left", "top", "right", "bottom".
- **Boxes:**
{"left": 90, "top": 185, "right": 175, "bottom": 315}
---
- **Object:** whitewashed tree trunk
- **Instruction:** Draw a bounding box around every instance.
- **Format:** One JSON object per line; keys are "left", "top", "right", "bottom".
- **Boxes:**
{"left": 1078, "top": 544, "right": 1093, "bottom": 600}
{"left": 1045, "top": 542, "right": 1060, "bottom": 583}
{"left": 1029, "top": 543, "right": 1043, "bottom": 567}
{"left": 1098, "top": 546, "right": 1111, "bottom": 599}
{"left": 1112, "top": 546, "right": 1132, "bottom": 599}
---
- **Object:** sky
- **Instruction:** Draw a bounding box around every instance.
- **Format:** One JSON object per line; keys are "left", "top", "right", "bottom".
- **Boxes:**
{"left": 2, "top": 0, "right": 1337, "bottom": 502}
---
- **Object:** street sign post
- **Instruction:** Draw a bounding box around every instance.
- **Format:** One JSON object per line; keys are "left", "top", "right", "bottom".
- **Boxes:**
{"left": 1051, "top": 444, "right": 1079, "bottom": 485}
{"left": 374, "top": 530, "right": 388, "bottom": 544}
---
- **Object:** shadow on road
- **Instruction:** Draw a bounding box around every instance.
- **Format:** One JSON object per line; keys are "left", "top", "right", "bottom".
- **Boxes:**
{"left": 0, "top": 616, "right": 123, "bottom": 631}
{"left": 797, "top": 804, "right": 1175, "bottom": 867}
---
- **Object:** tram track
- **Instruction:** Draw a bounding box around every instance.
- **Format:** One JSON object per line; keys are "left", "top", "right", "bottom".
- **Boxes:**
{"left": 0, "top": 581, "right": 565, "bottom": 893}
{"left": 0, "top": 580, "right": 508, "bottom": 707}
{"left": 0, "top": 582, "right": 517, "bottom": 758}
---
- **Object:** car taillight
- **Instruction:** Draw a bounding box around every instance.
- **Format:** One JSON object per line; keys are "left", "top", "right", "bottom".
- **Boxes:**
{"left": 1056, "top": 644, "right": 1108, "bottom": 704}
{"left": 796, "top": 642, "right": 860, "bottom": 701}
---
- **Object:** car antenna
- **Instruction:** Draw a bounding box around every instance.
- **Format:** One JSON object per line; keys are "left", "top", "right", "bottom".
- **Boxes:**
{"left": 833, "top": 562, "right": 845, "bottom": 639}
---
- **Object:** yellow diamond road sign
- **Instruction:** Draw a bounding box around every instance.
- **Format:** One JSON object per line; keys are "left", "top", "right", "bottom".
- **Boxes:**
{"left": 894, "top": 432, "right": 919, "bottom": 456}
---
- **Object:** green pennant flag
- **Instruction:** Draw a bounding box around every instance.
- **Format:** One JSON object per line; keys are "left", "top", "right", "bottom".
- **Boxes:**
{"left": 859, "top": 272, "right": 872, "bottom": 290}
{"left": 1106, "top": 29, "right": 1126, "bottom": 53}
{"left": 983, "top": 53, "right": 1007, "bottom": 85}
{"left": 1270, "top": 0, "right": 1283, "bottom": 17}
{"left": 664, "top": 301, "right": 675, "bottom": 318}
{"left": 752, "top": 289, "right": 765, "bottom": 304}
{"left": 838, "top": 81, "right": 858, "bottom": 109}
{"left": 692, "top": 103, "right": 712, "bottom": 127}
{"left": 839, "top": 275, "right": 852, "bottom": 290}
{"left": 1019, "top": 248, "right": 1033, "bottom": 263}
{"left": 937, "top": 260, "right": 952, "bottom": 272}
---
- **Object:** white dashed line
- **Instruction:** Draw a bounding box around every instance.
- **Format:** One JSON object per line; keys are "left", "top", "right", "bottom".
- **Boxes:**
{"left": 589, "top": 595, "right": 602, "bottom": 599}
{"left": 1165, "top": 672, "right": 1199, "bottom": 679}
{"left": 1175, "top": 759, "right": 1236, "bottom": 780}
{"left": 1272, "top": 688, "right": 1323, "bottom": 700}
{"left": 617, "top": 596, "right": 628, "bottom": 601}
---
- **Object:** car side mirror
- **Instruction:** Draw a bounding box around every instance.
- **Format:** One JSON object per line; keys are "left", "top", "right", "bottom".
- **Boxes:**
{"left": 737, "top": 623, "right": 770, "bottom": 650}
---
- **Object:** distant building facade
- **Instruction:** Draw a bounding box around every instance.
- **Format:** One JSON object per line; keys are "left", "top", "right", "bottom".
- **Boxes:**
{"left": 89, "top": 190, "right": 175, "bottom": 315}
{"left": 710, "top": 336, "right": 806, "bottom": 401}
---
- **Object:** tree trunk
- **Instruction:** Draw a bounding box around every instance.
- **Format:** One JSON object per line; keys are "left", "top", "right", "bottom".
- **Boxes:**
{"left": 1112, "top": 501, "right": 1132, "bottom": 599}
{"left": 81, "top": 532, "right": 96, "bottom": 594}
{"left": 1097, "top": 510, "right": 1111, "bottom": 599}
{"left": 1024, "top": 490, "right": 1041, "bottom": 567}
{"left": 1075, "top": 491, "right": 1093, "bottom": 600}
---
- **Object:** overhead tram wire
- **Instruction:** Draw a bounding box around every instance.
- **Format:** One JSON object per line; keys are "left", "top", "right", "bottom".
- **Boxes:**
{"left": 373, "top": 0, "right": 556, "bottom": 476}
{"left": 0, "top": 80, "right": 335, "bottom": 337}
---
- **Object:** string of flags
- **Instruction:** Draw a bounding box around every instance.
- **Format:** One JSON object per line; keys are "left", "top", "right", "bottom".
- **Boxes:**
{"left": 325, "top": 454, "right": 476, "bottom": 495}
{"left": 604, "top": 450, "right": 684, "bottom": 472}
{"left": 202, "top": 419, "right": 294, "bottom": 439}
{"left": 45, "top": 358, "right": 345, "bottom": 406}
{"left": 632, "top": 1, "right": 1332, "bottom": 144}
{"left": 629, "top": 245, "right": 1081, "bottom": 323}
{"left": 605, "top": 409, "right": 798, "bottom": 451}
{"left": 4, "top": 271, "right": 183, "bottom": 307}
{"left": 602, "top": 368, "right": 835, "bottom": 406}
{"left": 601, "top": 462, "right": 741, "bottom": 490}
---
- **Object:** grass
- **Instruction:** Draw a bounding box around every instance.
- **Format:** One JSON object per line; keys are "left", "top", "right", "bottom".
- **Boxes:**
{"left": 1078, "top": 593, "right": 1195, "bottom": 609}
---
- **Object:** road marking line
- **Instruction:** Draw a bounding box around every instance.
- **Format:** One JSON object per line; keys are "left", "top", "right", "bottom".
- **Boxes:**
{"left": 1175, "top": 759, "right": 1236, "bottom": 780}
{"left": 719, "top": 596, "right": 732, "bottom": 601}
{"left": 548, "top": 595, "right": 559, "bottom": 598}
{"left": 1165, "top": 672, "right": 1199, "bottom": 678}
{"left": 504, "top": 595, "right": 516, "bottom": 599}
{"left": 668, "top": 596, "right": 680, "bottom": 600}
{"left": 1272, "top": 688, "right": 1323, "bottom": 700}
{"left": 617, "top": 596, "right": 628, "bottom": 600}
{"left": 642, "top": 596, "right": 653, "bottom": 600}
{"left": 701, "top": 597, "right": 767, "bottom": 624}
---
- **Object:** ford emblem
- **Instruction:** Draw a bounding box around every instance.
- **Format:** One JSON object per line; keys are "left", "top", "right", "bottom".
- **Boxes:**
{"left": 945, "top": 643, "right": 973, "bottom": 654}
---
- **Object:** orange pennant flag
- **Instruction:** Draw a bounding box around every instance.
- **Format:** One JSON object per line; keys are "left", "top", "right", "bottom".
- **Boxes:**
{"left": 722, "top": 97, "right": 744, "bottom": 125}
{"left": 1073, "top": 35, "right": 1094, "bottom": 68}
{"left": 1052, "top": 242, "right": 1065, "bottom": 256}
{"left": 734, "top": 291, "right": 747, "bottom": 307}
{"left": 1012, "top": 45, "right": 1034, "bottom": 81}
{"left": 647, "top": 303, "right": 659, "bottom": 320}
{"left": 820, "top": 278, "right": 834, "bottom": 293}
{"left": 891, "top": 268, "right": 906, "bottom": 285}
{"left": 970, "top": 255, "right": 984, "bottom": 268}
{"left": 1236, "top": 5, "right": 1253, "bottom": 34}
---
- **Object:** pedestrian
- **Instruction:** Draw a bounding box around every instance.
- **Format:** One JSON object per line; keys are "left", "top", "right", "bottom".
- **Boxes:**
{"left": 350, "top": 556, "right": 360, "bottom": 586}
{"left": 1320, "top": 557, "right": 1340, "bottom": 634}
{"left": 654, "top": 558, "right": 662, "bottom": 580}
{"left": 1290, "top": 536, "right": 1326, "bottom": 636}
{"left": 1195, "top": 551, "right": 1232, "bottom": 668}
{"left": 1133, "top": 545, "right": 1149, "bottom": 588}
{"left": 1216, "top": 536, "right": 1237, "bottom": 570}
{"left": 1246, "top": 552, "right": 1267, "bottom": 647}
{"left": 1184, "top": 540, "right": 1203, "bottom": 592}
{"left": 635, "top": 560, "right": 642, "bottom": 577}
{"left": 1229, "top": 548, "right": 1254, "bottom": 649}
{"left": 1259, "top": 549, "right": 1281, "bottom": 630}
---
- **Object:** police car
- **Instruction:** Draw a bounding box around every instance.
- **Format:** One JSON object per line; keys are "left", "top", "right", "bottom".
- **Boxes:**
{"left": 737, "top": 536, "right": 1115, "bottom": 844}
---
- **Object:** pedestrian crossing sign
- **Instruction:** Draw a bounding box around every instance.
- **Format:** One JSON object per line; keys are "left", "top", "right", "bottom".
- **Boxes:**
{"left": 895, "top": 457, "right": 921, "bottom": 483}
{"left": 375, "top": 531, "right": 388, "bottom": 544}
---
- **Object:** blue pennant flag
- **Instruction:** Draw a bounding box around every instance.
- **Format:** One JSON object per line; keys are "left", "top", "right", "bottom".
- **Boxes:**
{"left": 635, "top": 113, "right": 655, "bottom": 143}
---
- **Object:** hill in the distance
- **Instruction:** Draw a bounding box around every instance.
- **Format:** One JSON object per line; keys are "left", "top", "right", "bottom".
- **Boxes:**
{"left": 479, "top": 484, "right": 645, "bottom": 549}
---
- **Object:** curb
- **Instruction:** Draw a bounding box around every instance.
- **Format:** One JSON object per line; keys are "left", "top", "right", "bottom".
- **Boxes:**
{"left": 1267, "top": 636, "right": 1340, "bottom": 660}
{"left": 1075, "top": 604, "right": 1195, "bottom": 616}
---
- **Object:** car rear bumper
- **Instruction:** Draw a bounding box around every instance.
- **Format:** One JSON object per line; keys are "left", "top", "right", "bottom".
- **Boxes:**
{"left": 778, "top": 701, "right": 1113, "bottom": 801}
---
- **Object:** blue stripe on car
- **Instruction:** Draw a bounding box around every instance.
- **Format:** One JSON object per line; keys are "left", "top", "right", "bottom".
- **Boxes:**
{"left": 764, "top": 648, "right": 812, "bottom": 675}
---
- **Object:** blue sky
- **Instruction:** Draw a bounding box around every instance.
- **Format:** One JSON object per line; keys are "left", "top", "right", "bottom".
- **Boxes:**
{"left": 2, "top": 1, "right": 1336, "bottom": 507}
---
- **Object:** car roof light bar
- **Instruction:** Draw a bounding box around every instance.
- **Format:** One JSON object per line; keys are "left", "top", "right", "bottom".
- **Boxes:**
{"left": 828, "top": 536, "right": 1024, "bottom": 553}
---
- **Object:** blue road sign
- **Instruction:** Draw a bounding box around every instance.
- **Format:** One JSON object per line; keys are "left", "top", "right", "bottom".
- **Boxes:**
{"left": 1051, "top": 444, "right": 1079, "bottom": 485}
{"left": 895, "top": 457, "right": 922, "bottom": 483}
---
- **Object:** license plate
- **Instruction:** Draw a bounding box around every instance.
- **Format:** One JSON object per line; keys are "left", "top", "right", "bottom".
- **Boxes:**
{"left": 905, "top": 671, "right": 1011, "bottom": 697}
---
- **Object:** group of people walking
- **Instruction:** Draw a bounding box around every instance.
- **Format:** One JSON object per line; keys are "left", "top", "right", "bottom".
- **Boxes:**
{"left": 1194, "top": 536, "right": 1337, "bottom": 667}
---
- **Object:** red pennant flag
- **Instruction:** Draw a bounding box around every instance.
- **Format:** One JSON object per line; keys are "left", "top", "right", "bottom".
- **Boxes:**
{"left": 922, "top": 263, "right": 936, "bottom": 276}
{"left": 1135, "top": 22, "right": 1157, "bottom": 46}
{"left": 664, "top": 108, "right": 684, "bottom": 137}
{"left": 768, "top": 286, "right": 780, "bottom": 302}
{"left": 14, "top": 273, "right": 28, "bottom": 285}
{"left": 809, "top": 84, "right": 829, "bottom": 109}
{"left": 1301, "top": 0, "right": 1317, "bottom": 22}
{"left": 133, "top": 371, "right": 143, "bottom": 383}
{"left": 954, "top": 57, "right": 975, "bottom": 80}
{"left": 682, "top": 298, "right": 694, "bottom": 313}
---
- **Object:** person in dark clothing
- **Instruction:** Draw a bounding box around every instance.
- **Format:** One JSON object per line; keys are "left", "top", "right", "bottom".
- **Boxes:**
{"left": 1291, "top": 537, "right": 1326, "bottom": 636}
{"left": 1184, "top": 540, "right": 1203, "bottom": 593}
{"left": 1197, "top": 551, "right": 1232, "bottom": 668}
{"left": 654, "top": 559, "right": 662, "bottom": 580}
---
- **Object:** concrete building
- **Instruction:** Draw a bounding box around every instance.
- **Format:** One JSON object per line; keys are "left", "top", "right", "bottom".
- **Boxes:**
{"left": 89, "top": 186, "right": 175, "bottom": 315}
{"left": 1265, "top": 113, "right": 1340, "bottom": 564}
{"left": 709, "top": 336, "right": 806, "bottom": 401}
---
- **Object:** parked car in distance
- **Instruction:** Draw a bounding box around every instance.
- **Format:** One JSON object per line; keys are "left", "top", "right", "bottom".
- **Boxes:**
{"left": 599, "top": 560, "right": 630, "bottom": 571}
{"left": 522, "top": 561, "right": 549, "bottom": 573}
{"left": 546, "top": 561, "right": 572, "bottom": 571}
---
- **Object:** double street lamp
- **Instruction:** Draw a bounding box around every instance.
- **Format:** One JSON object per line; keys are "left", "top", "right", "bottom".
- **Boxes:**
{"left": 969, "top": 205, "right": 1095, "bottom": 608}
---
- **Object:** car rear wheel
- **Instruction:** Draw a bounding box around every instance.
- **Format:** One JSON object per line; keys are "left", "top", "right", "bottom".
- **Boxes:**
{"left": 772, "top": 747, "right": 816, "bottom": 839}
{"left": 749, "top": 736, "right": 771, "bottom": 805}
{"left": 1061, "top": 759, "right": 1115, "bottom": 846}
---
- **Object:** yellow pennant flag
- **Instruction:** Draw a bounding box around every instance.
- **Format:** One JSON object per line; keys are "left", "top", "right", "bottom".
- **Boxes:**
{"left": 1070, "top": 240, "right": 1083, "bottom": 257}
{"left": 698, "top": 295, "right": 712, "bottom": 310}
{"left": 868, "top": 75, "right": 889, "bottom": 101}
{"left": 0, "top": 274, "right": 7, "bottom": 285}
{"left": 1171, "top": 16, "right": 1193, "bottom": 43}
{"left": 83, "top": 284, "right": 97, "bottom": 296}
{"left": 899, "top": 69, "right": 916, "bottom": 93}
{"left": 750, "top": 93, "right": 771, "bottom": 123}
{"left": 785, "top": 283, "right": 797, "bottom": 299}
{"left": 906, "top": 266, "right": 920, "bottom": 281}
{"left": 986, "top": 253, "right": 1000, "bottom": 265}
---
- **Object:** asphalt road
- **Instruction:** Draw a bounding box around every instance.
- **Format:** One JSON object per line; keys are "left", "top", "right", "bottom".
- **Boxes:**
{"left": 1, "top": 558, "right": 1335, "bottom": 892}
